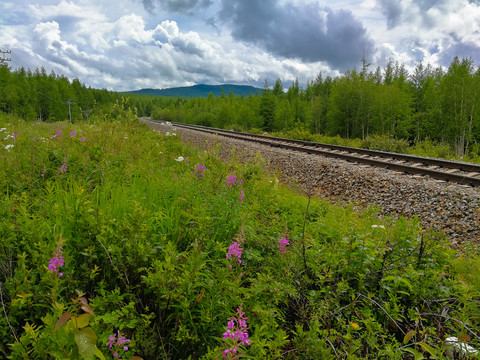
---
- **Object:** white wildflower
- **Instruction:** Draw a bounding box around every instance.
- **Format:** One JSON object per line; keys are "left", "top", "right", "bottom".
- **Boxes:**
{"left": 175, "top": 156, "right": 184, "bottom": 162}
{"left": 0, "top": 128, "right": 6, "bottom": 132}
{"left": 371, "top": 225, "right": 385, "bottom": 229}
{"left": 5, "top": 144, "right": 14, "bottom": 150}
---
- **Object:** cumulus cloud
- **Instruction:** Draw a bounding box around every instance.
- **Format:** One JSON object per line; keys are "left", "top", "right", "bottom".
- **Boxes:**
{"left": 3, "top": 0, "right": 479, "bottom": 92}
{"left": 9, "top": 4, "right": 321, "bottom": 91}
{"left": 218, "top": 0, "right": 375, "bottom": 71}
{"left": 141, "top": 0, "right": 212, "bottom": 14}
{"left": 374, "top": 0, "right": 480, "bottom": 67}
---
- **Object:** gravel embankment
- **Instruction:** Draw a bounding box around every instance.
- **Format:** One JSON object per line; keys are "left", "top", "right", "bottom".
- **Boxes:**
{"left": 145, "top": 119, "right": 480, "bottom": 247}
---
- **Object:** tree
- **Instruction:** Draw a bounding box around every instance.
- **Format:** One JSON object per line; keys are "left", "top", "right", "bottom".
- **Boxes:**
{"left": 272, "top": 78, "right": 284, "bottom": 97}
{"left": 259, "top": 93, "right": 276, "bottom": 131}
{"left": 370, "top": 83, "right": 413, "bottom": 138}
{"left": 440, "top": 57, "right": 478, "bottom": 156}
{"left": 383, "top": 58, "right": 394, "bottom": 85}
{"left": 259, "top": 80, "right": 276, "bottom": 131}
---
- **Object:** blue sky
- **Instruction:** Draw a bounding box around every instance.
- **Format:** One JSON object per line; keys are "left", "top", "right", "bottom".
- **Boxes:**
{"left": 1, "top": 0, "right": 479, "bottom": 91}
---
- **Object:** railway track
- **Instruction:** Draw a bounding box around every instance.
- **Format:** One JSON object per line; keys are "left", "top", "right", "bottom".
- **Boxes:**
{"left": 148, "top": 119, "right": 480, "bottom": 188}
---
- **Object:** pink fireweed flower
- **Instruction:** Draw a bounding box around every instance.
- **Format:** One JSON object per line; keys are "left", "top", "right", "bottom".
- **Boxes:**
{"left": 58, "top": 163, "right": 68, "bottom": 176}
{"left": 226, "top": 175, "right": 237, "bottom": 188}
{"left": 12, "top": 132, "right": 18, "bottom": 141}
{"left": 56, "top": 129, "right": 62, "bottom": 137}
{"left": 226, "top": 242, "right": 243, "bottom": 268}
{"left": 239, "top": 190, "right": 244, "bottom": 203}
{"left": 48, "top": 246, "right": 64, "bottom": 276}
{"left": 194, "top": 163, "right": 206, "bottom": 181}
{"left": 279, "top": 237, "right": 289, "bottom": 254}
{"left": 70, "top": 130, "right": 76, "bottom": 138}
{"left": 79, "top": 137, "right": 85, "bottom": 142}
{"left": 222, "top": 304, "right": 251, "bottom": 359}
{"left": 107, "top": 330, "right": 131, "bottom": 359}
{"left": 225, "top": 175, "right": 243, "bottom": 189}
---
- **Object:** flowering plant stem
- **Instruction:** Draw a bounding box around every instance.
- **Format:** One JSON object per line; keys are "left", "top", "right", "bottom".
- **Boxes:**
{"left": 301, "top": 194, "right": 312, "bottom": 279}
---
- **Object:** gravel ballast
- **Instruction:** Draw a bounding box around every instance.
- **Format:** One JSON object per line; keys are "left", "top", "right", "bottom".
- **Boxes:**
{"left": 145, "top": 119, "right": 480, "bottom": 247}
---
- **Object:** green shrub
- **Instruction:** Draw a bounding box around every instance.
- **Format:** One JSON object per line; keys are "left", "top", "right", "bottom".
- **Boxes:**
{"left": 409, "top": 137, "right": 453, "bottom": 159}
{"left": 361, "top": 134, "right": 409, "bottom": 153}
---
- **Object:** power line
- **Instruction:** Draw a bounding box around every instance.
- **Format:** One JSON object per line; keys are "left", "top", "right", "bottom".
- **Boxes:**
{"left": 10, "top": 51, "right": 33, "bottom": 70}
{"left": 0, "top": 48, "right": 11, "bottom": 65}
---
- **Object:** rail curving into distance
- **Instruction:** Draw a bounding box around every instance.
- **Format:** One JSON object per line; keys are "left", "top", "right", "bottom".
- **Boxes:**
{"left": 147, "top": 118, "right": 480, "bottom": 187}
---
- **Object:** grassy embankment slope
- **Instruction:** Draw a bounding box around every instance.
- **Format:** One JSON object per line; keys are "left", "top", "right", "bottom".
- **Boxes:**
{"left": 0, "top": 112, "right": 479, "bottom": 359}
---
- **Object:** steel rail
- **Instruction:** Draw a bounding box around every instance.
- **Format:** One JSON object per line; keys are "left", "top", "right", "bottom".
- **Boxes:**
{"left": 149, "top": 119, "right": 480, "bottom": 187}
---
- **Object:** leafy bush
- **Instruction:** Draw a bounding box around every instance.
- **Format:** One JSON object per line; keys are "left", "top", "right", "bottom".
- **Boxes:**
{"left": 361, "top": 134, "right": 409, "bottom": 153}
{"left": 409, "top": 137, "right": 453, "bottom": 159}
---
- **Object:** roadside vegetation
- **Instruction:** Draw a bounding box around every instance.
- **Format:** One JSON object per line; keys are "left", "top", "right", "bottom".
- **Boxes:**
{"left": 1, "top": 109, "right": 480, "bottom": 359}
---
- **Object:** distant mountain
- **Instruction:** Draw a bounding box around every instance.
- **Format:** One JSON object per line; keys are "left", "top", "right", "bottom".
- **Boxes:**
{"left": 126, "top": 84, "right": 262, "bottom": 98}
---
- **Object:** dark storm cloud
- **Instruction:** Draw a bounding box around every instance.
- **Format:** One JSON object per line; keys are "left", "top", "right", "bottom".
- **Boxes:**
{"left": 376, "top": 1, "right": 402, "bottom": 28}
{"left": 376, "top": 0, "right": 450, "bottom": 29}
{"left": 141, "top": 0, "right": 212, "bottom": 14}
{"left": 218, "top": 0, "right": 375, "bottom": 71}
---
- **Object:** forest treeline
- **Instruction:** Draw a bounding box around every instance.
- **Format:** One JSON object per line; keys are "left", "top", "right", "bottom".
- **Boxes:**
{"left": 1, "top": 56, "right": 479, "bottom": 156}
{"left": 152, "top": 57, "right": 480, "bottom": 157}
{"left": 0, "top": 66, "right": 120, "bottom": 122}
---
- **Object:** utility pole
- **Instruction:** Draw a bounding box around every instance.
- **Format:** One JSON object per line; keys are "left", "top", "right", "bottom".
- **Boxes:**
{"left": 64, "top": 100, "right": 75, "bottom": 123}
{"left": 0, "top": 49, "right": 12, "bottom": 66}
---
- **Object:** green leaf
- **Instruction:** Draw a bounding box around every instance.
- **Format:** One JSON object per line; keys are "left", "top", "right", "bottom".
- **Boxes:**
{"left": 74, "top": 327, "right": 97, "bottom": 360}
{"left": 404, "top": 330, "right": 415, "bottom": 344}
{"left": 72, "top": 314, "right": 91, "bottom": 329}
{"left": 382, "top": 275, "right": 413, "bottom": 293}
{"left": 397, "top": 277, "right": 413, "bottom": 292}
{"left": 403, "top": 347, "right": 425, "bottom": 360}
{"left": 417, "top": 342, "right": 437, "bottom": 359}
{"left": 94, "top": 346, "right": 106, "bottom": 360}
{"left": 50, "top": 350, "right": 69, "bottom": 359}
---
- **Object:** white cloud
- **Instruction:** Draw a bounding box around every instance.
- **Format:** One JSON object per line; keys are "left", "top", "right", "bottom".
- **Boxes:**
{"left": 34, "top": 21, "right": 62, "bottom": 46}
{"left": 373, "top": 0, "right": 480, "bottom": 67}
{"left": 1, "top": 0, "right": 479, "bottom": 91}
{"left": 28, "top": 0, "right": 107, "bottom": 22}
